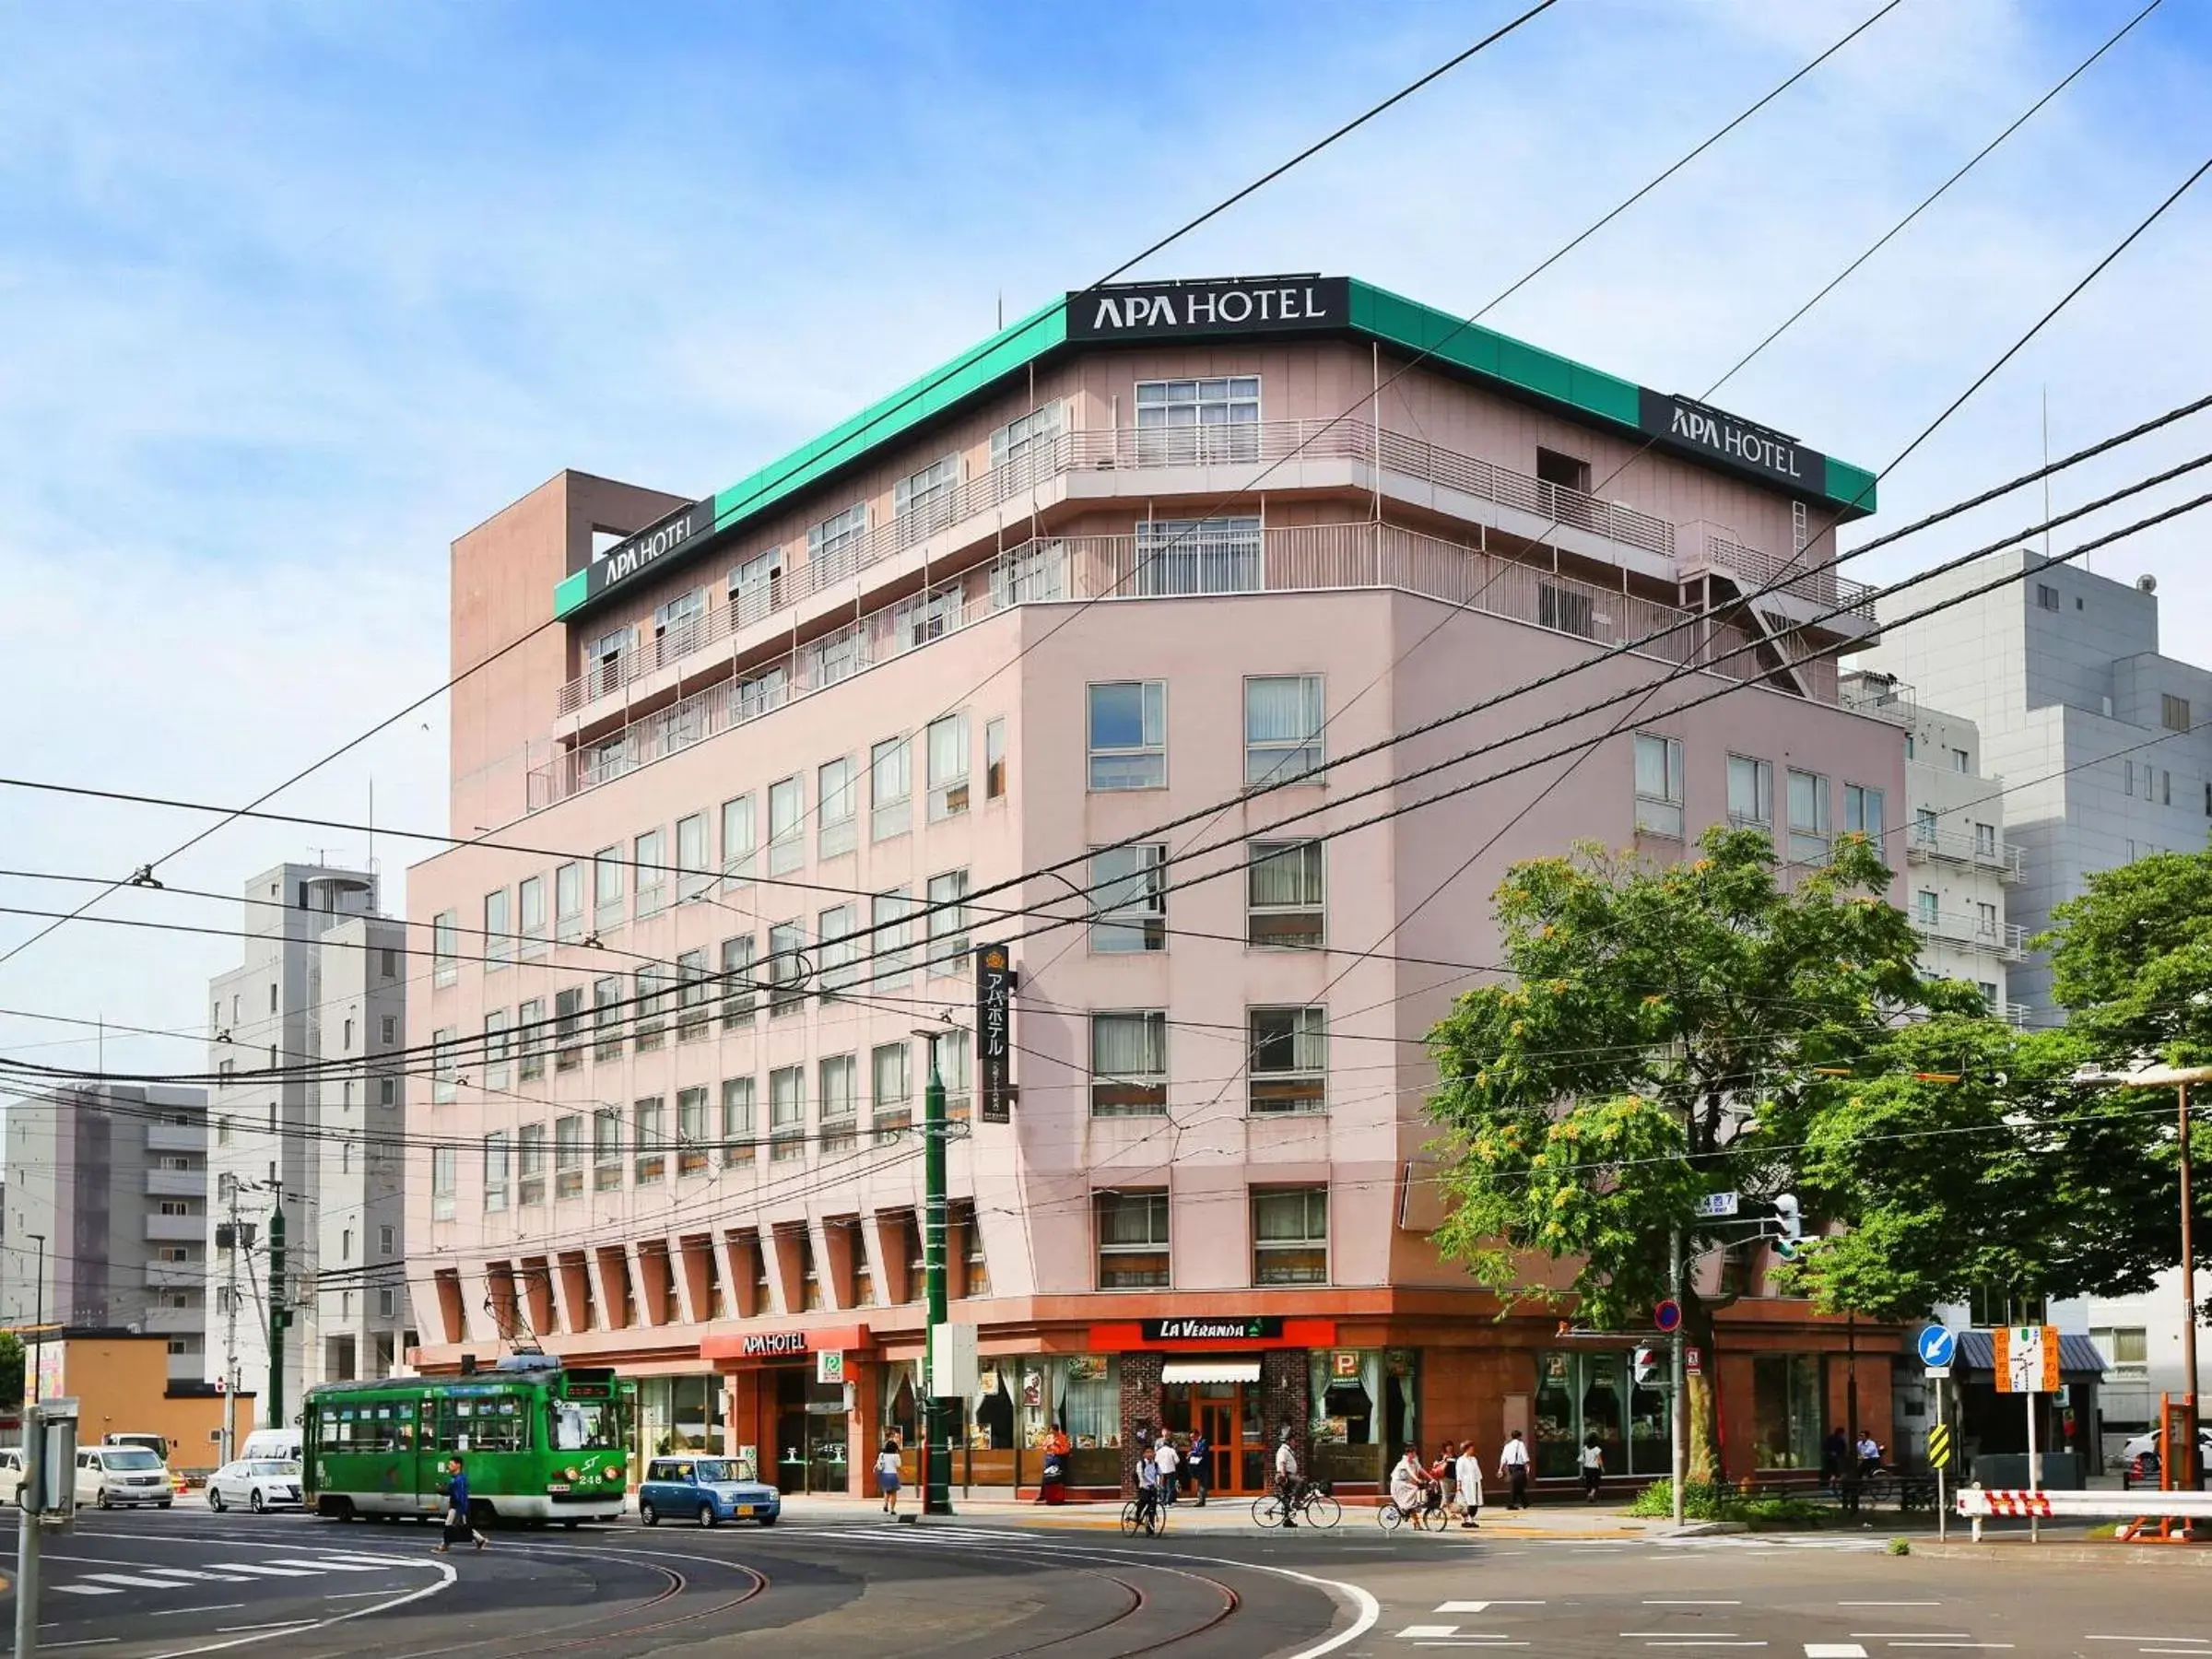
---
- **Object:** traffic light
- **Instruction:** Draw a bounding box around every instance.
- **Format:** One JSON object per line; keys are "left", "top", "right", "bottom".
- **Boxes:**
{"left": 1773, "top": 1193, "right": 1802, "bottom": 1259}
{"left": 1632, "top": 1346, "right": 1662, "bottom": 1386}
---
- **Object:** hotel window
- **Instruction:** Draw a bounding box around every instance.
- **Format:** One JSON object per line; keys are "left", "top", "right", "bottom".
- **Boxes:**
{"left": 1633, "top": 734, "right": 1684, "bottom": 838}
{"left": 1535, "top": 446, "right": 1592, "bottom": 495}
{"left": 1975, "top": 821, "right": 1998, "bottom": 858}
{"left": 653, "top": 587, "right": 705, "bottom": 657}
{"left": 633, "top": 1097, "right": 666, "bottom": 1185}
{"left": 1786, "top": 769, "right": 1830, "bottom": 864}
{"left": 807, "top": 500, "right": 868, "bottom": 581}
{"left": 674, "top": 812, "right": 709, "bottom": 900}
{"left": 553, "top": 1115, "right": 582, "bottom": 1198}
{"left": 768, "top": 922, "right": 806, "bottom": 1016}
{"left": 518, "top": 1124, "right": 546, "bottom": 1206}
{"left": 926, "top": 869, "right": 971, "bottom": 971}
{"left": 431, "top": 911, "right": 458, "bottom": 986}
{"left": 483, "top": 1133, "right": 511, "bottom": 1215}
{"left": 1090, "top": 843, "right": 1167, "bottom": 953}
{"left": 941, "top": 1039, "right": 973, "bottom": 1122}
{"left": 555, "top": 862, "right": 583, "bottom": 941}
{"left": 430, "top": 1029, "right": 458, "bottom": 1104}
{"left": 818, "top": 758, "right": 858, "bottom": 859}
{"left": 985, "top": 717, "right": 1008, "bottom": 800}
{"left": 819, "top": 1054, "right": 858, "bottom": 1153}
{"left": 379, "top": 1076, "right": 397, "bottom": 1108}
{"left": 2166, "top": 694, "right": 2193, "bottom": 733}
{"left": 1251, "top": 1006, "right": 1326, "bottom": 1114}
{"left": 1245, "top": 674, "right": 1324, "bottom": 786}
{"left": 517, "top": 997, "right": 546, "bottom": 1081}
{"left": 720, "top": 1077, "right": 756, "bottom": 1166}
{"left": 593, "top": 1106, "right": 622, "bottom": 1192}
{"left": 632, "top": 964, "right": 669, "bottom": 1052}
{"left": 727, "top": 548, "right": 781, "bottom": 623}
{"left": 960, "top": 1209, "right": 991, "bottom": 1297}
{"left": 633, "top": 829, "right": 668, "bottom": 918}
{"left": 926, "top": 713, "right": 971, "bottom": 819}
{"left": 1843, "top": 783, "right": 1886, "bottom": 841}
{"left": 516, "top": 875, "right": 547, "bottom": 956}
{"left": 768, "top": 775, "right": 804, "bottom": 875}
{"left": 1135, "top": 515, "right": 1261, "bottom": 595}
{"left": 592, "top": 846, "right": 624, "bottom": 931}
{"left": 871, "top": 735, "right": 912, "bottom": 841}
{"left": 720, "top": 794, "right": 757, "bottom": 887}
{"left": 1978, "top": 900, "right": 1999, "bottom": 937}
{"left": 553, "top": 986, "right": 584, "bottom": 1071}
{"left": 592, "top": 974, "right": 624, "bottom": 1061}
{"left": 676, "top": 948, "right": 709, "bottom": 1040}
{"left": 677, "top": 1086, "right": 710, "bottom": 1176}
{"left": 991, "top": 401, "right": 1063, "bottom": 476}
{"left": 1979, "top": 981, "right": 2000, "bottom": 1011}
{"left": 380, "top": 1014, "right": 396, "bottom": 1044}
{"left": 1916, "top": 890, "right": 1938, "bottom": 925}
{"left": 482, "top": 1008, "right": 511, "bottom": 1090}
{"left": 1135, "top": 376, "right": 1260, "bottom": 464}
{"left": 872, "top": 1041, "right": 912, "bottom": 1140}
{"left": 1727, "top": 755, "right": 1772, "bottom": 828}
{"left": 873, "top": 888, "right": 914, "bottom": 987}
{"left": 1950, "top": 747, "right": 1970, "bottom": 774}
{"left": 432, "top": 1147, "right": 457, "bottom": 1221}
{"left": 1091, "top": 1011, "right": 1168, "bottom": 1117}
{"left": 895, "top": 453, "right": 960, "bottom": 523}
{"left": 1248, "top": 840, "right": 1324, "bottom": 948}
{"left": 1095, "top": 1190, "right": 1171, "bottom": 1288}
{"left": 1253, "top": 1187, "right": 1328, "bottom": 1285}
{"left": 719, "top": 935, "right": 757, "bottom": 1026}
{"left": 1915, "top": 806, "right": 1939, "bottom": 848}
{"left": 817, "top": 904, "right": 856, "bottom": 996}
{"left": 770, "top": 1066, "right": 806, "bottom": 1161}
{"left": 1088, "top": 681, "right": 1167, "bottom": 790}
{"left": 2036, "top": 582, "right": 2060, "bottom": 612}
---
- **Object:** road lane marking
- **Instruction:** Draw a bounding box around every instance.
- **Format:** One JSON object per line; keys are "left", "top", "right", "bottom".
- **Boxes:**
{"left": 203, "top": 1563, "right": 322, "bottom": 1577}
{"left": 1842, "top": 1604, "right": 1942, "bottom": 1609}
{"left": 1649, "top": 1601, "right": 1742, "bottom": 1606}
{"left": 82, "top": 1573, "right": 198, "bottom": 1589}
{"left": 1806, "top": 1648, "right": 1869, "bottom": 1658}
{"left": 150, "top": 1606, "right": 247, "bottom": 1618}
{"left": 2083, "top": 1642, "right": 2212, "bottom": 1647}
{"left": 1623, "top": 1635, "right": 1740, "bottom": 1640}
{"left": 259, "top": 1559, "right": 394, "bottom": 1573}
{"left": 141, "top": 1570, "right": 254, "bottom": 1583}
{"left": 213, "top": 1624, "right": 313, "bottom": 1635}
{"left": 1641, "top": 1643, "right": 1767, "bottom": 1650}
{"left": 49, "top": 1586, "right": 122, "bottom": 1597}
{"left": 1402, "top": 1629, "right": 1465, "bottom": 1641}
{"left": 323, "top": 1591, "right": 399, "bottom": 1600}
{"left": 1885, "top": 1646, "right": 2013, "bottom": 1652}
{"left": 41, "top": 1641, "right": 119, "bottom": 1650}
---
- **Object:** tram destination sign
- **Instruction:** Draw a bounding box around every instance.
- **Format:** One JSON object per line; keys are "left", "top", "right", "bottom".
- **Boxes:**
{"left": 1141, "top": 1316, "right": 1286, "bottom": 1343}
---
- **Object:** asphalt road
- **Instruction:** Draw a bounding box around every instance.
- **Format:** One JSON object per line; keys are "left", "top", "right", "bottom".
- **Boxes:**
{"left": 2, "top": 1506, "right": 2206, "bottom": 1658}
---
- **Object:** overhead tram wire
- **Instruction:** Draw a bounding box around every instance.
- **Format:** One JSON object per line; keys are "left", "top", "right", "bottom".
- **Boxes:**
{"left": 0, "top": 5, "right": 1564, "bottom": 982}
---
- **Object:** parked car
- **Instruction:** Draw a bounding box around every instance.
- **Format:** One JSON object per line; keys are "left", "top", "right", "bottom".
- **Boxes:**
{"left": 76, "top": 1445, "right": 173, "bottom": 1509}
{"left": 206, "top": 1459, "right": 304, "bottom": 1513}
{"left": 0, "top": 1448, "right": 22, "bottom": 1505}
{"left": 2121, "top": 1429, "right": 2212, "bottom": 1488}
{"left": 637, "top": 1456, "right": 780, "bottom": 1527}
{"left": 241, "top": 1429, "right": 301, "bottom": 1463}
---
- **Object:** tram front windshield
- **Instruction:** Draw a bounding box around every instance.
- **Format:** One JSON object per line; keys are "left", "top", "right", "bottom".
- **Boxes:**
{"left": 551, "top": 1396, "right": 623, "bottom": 1451}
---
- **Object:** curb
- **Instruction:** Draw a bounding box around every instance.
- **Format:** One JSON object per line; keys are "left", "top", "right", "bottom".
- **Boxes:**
{"left": 1910, "top": 1541, "right": 2212, "bottom": 1568}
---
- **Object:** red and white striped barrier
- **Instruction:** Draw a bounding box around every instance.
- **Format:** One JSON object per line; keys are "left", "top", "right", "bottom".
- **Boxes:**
{"left": 1959, "top": 1488, "right": 2053, "bottom": 1518}
{"left": 1956, "top": 1485, "right": 2212, "bottom": 1528}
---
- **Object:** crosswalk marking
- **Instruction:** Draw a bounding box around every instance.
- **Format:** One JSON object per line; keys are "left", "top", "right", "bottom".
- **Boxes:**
{"left": 50, "top": 1585, "right": 123, "bottom": 1598}
{"left": 80, "top": 1573, "right": 195, "bottom": 1590}
{"left": 204, "top": 1562, "right": 324, "bottom": 1578}
{"left": 260, "top": 1558, "right": 393, "bottom": 1573}
{"left": 50, "top": 1554, "right": 424, "bottom": 1602}
{"left": 1806, "top": 1647, "right": 1868, "bottom": 1658}
{"left": 140, "top": 1569, "right": 253, "bottom": 1583}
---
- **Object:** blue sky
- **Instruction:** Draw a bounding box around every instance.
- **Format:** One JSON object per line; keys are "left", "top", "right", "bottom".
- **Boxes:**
{"left": 1, "top": 0, "right": 2208, "bottom": 1076}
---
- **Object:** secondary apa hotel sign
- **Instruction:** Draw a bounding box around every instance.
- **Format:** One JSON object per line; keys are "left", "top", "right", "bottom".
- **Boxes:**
{"left": 1638, "top": 389, "right": 1825, "bottom": 495}
{"left": 1066, "top": 276, "right": 1350, "bottom": 341}
{"left": 582, "top": 499, "right": 714, "bottom": 605}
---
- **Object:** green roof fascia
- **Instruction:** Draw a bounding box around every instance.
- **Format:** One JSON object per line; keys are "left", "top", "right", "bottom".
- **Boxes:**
{"left": 553, "top": 568, "right": 589, "bottom": 618}
{"left": 1822, "top": 456, "right": 1879, "bottom": 516}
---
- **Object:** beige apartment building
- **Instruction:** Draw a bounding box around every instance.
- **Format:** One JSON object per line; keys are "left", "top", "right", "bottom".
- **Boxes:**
{"left": 407, "top": 274, "right": 1909, "bottom": 1498}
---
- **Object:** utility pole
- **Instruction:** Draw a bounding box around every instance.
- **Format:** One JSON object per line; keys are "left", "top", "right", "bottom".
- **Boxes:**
{"left": 266, "top": 1190, "right": 288, "bottom": 1432}
{"left": 220, "top": 1187, "right": 241, "bottom": 1464}
{"left": 14, "top": 1400, "right": 43, "bottom": 1659}
{"left": 27, "top": 1232, "right": 43, "bottom": 1406}
{"left": 2182, "top": 1078, "right": 2200, "bottom": 1488}
{"left": 914, "top": 1028, "right": 952, "bottom": 1517}
{"left": 1669, "top": 1227, "right": 1685, "bottom": 1528}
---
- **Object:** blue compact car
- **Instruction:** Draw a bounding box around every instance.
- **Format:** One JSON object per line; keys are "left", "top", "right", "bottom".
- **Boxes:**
{"left": 638, "top": 1455, "right": 782, "bottom": 1527}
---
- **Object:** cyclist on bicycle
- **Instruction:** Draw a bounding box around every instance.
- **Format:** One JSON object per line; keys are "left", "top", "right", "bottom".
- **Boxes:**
{"left": 1274, "top": 1428, "right": 1301, "bottom": 1527}
{"left": 1391, "top": 1444, "right": 1432, "bottom": 1530}
{"left": 1134, "top": 1442, "right": 1162, "bottom": 1530}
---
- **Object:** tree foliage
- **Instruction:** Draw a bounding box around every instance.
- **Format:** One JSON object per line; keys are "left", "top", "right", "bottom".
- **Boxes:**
{"left": 0, "top": 1331, "right": 22, "bottom": 1410}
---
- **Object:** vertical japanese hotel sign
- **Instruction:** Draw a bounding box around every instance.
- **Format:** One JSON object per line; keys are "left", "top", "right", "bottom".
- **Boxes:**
{"left": 976, "top": 944, "right": 1014, "bottom": 1124}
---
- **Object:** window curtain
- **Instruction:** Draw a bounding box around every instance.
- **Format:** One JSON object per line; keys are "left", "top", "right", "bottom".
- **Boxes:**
{"left": 1247, "top": 676, "right": 1323, "bottom": 747}
{"left": 1249, "top": 841, "right": 1323, "bottom": 906}
{"left": 1092, "top": 1014, "right": 1164, "bottom": 1078}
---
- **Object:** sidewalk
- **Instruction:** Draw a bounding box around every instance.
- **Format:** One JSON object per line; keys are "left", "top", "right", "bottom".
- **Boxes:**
{"left": 784, "top": 1490, "right": 1661, "bottom": 1537}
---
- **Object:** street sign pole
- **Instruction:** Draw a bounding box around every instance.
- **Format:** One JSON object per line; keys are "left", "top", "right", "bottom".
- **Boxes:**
{"left": 2027, "top": 1377, "right": 2039, "bottom": 1544}
{"left": 1669, "top": 1226, "right": 1685, "bottom": 1528}
{"left": 1936, "top": 1378, "right": 1947, "bottom": 1544}
{"left": 917, "top": 1030, "right": 953, "bottom": 1518}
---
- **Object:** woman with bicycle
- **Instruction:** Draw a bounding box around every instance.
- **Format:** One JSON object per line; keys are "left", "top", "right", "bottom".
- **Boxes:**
{"left": 1390, "top": 1444, "right": 1433, "bottom": 1531}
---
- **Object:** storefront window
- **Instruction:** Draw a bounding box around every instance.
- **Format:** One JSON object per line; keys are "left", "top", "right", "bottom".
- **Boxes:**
{"left": 636, "top": 1375, "right": 726, "bottom": 1462}
{"left": 1535, "top": 1350, "right": 1672, "bottom": 1479}
{"left": 1309, "top": 1349, "right": 1388, "bottom": 1486}
{"left": 972, "top": 1366, "right": 1016, "bottom": 1450}
{"left": 1752, "top": 1353, "right": 1823, "bottom": 1470}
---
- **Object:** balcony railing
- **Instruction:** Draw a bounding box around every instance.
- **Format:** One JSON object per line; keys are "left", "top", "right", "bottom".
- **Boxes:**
{"left": 530, "top": 521, "right": 1769, "bottom": 811}
{"left": 555, "top": 419, "right": 1706, "bottom": 715}
{"left": 1905, "top": 822, "right": 2024, "bottom": 879}
{"left": 1695, "top": 534, "right": 1878, "bottom": 625}
{"left": 1910, "top": 910, "right": 2026, "bottom": 959}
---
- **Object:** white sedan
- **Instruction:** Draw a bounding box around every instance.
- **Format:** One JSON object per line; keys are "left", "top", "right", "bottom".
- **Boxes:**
{"left": 206, "top": 1459, "right": 304, "bottom": 1513}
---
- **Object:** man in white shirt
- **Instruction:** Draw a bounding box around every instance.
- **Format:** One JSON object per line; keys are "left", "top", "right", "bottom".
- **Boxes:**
{"left": 1497, "top": 1428, "right": 1532, "bottom": 1510}
{"left": 1454, "top": 1442, "right": 1484, "bottom": 1528}
{"left": 1274, "top": 1430, "right": 1301, "bottom": 1527}
{"left": 1153, "top": 1436, "right": 1181, "bottom": 1506}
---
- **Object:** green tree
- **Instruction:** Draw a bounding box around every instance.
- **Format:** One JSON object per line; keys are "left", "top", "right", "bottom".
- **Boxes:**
{"left": 0, "top": 1331, "right": 23, "bottom": 1410}
{"left": 1426, "top": 827, "right": 1962, "bottom": 1479}
{"left": 2043, "top": 848, "right": 2212, "bottom": 1066}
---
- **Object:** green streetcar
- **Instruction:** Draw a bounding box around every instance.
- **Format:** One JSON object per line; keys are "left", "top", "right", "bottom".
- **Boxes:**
{"left": 303, "top": 1355, "right": 633, "bottom": 1524}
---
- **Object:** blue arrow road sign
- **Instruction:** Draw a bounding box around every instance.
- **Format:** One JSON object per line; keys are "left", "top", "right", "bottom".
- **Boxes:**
{"left": 1916, "top": 1324, "right": 1958, "bottom": 1369}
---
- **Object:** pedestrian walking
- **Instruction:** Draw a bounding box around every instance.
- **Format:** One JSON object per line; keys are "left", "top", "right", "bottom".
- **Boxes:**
{"left": 1428, "top": 1441, "right": 1456, "bottom": 1525}
{"left": 1497, "top": 1429, "right": 1532, "bottom": 1510}
{"left": 1188, "top": 1430, "right": 1210, "bottom": 1506}
{"left": 877, "top": 1435, "right": 903, "bottom": 1515}
{"left": 435, "top": 1455, "right": 487, "bottom": 1552}
{"left": 1578, "top": 1434, "right": 1605, "bottom": 1501}
{"left": 1274, "top": 1428, "right": 1301, "bottom": 1528}
{"left": 1821, "top": 1427, "right": 1847, "bottom": 1494}
{"left": 1454, "top": 1441, "right": 1484, "bottom": 1529}
{"left": 1040, "top": 1422, "right": 1072, "bottom": 1506}
{"left": 1154, "top": 1435, "right": 1180, "bottom": 1506}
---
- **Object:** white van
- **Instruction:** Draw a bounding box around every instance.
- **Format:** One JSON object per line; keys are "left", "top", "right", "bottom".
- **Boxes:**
{"left": 76, "top": 1444, "right": 173, "bottom": 1509}
{"left": 241, "top": 1429, "right": 301, "bottom": 1463}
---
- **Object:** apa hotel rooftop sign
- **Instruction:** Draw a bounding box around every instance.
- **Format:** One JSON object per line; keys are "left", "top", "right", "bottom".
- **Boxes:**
{"left": 1067, "top": 276, "right": 1350, "bottom": 341}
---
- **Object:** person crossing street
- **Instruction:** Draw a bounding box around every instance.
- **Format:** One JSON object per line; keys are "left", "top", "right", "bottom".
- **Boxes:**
{"left": 1498, "top": 1429, "right": 1532, "bottom": 1510}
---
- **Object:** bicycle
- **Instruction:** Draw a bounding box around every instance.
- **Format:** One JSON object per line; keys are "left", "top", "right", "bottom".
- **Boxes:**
{"left": 1379, "top": 1490, "right": 1446, "bottom": 1532}
{"left": 1251, "top": 1479, "right": 1342, "bottom": 1530}
{"left": 1121, "top": 1491, "right": 1165, "bottom": 1537}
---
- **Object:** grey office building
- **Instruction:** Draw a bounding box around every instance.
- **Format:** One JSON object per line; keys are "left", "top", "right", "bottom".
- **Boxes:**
{"left": 1, "top": 1082, "right": 210, "bottom": 1381}
{"left": 1860, "top": 548, "right": 2212, "bottom": 1018}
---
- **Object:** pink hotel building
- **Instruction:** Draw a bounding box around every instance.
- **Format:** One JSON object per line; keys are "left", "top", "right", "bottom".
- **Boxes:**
{"left": 408, "top": 275, "right": 1907, "bottom": 1499}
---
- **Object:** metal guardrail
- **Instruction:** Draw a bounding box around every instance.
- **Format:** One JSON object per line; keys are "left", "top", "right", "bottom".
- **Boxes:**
{"left": 554, "top": 420, "right": 1712, "bottom": 714}
{"left": 1909, "top": 910, "right": 2027, "bottom": 959}
{"left": 528, "top": 521, "right": 1759, "bottom": 810}
{"left": 1696, "top": 535, "right": 1878, "bottom": 624}
{"left": 1906, "top": 824, "right": 2024, "bottom": 879}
